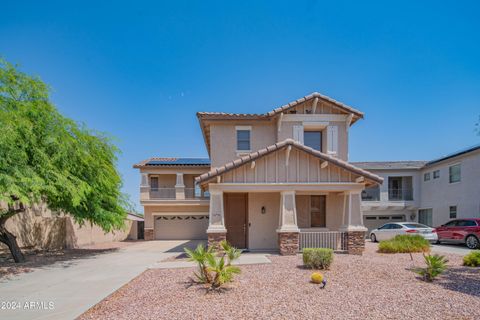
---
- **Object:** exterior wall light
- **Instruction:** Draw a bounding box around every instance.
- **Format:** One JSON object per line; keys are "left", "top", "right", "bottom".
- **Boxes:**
{"left": 261, "top": 206, "right": 266, "bottom": 214}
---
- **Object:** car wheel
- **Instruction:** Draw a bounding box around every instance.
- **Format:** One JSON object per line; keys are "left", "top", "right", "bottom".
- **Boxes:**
{"left": 370, "top": 233, "right": 377, "bottom": 242}
{"left": 465, "top": 235, "right": 479, "bottom": 249}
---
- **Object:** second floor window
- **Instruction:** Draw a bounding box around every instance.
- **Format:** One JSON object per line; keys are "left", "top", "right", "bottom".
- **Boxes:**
{"left": 433, "top": 170, "right": 440, "bottom": 179}
{"left": 304, "top": 131, "right": 322, "bottom": 151}
{"left": 449, "top": 164, "right": 461, "bottom": 183}
{"left": 236, "top": 129, "right": 251, "bottom": 151}
{"left": 424, "top": 172, "right": 430, "bottom": 181}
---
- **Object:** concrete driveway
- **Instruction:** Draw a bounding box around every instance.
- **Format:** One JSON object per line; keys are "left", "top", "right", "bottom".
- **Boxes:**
{"left": 431, "top": 243, "right": 474, "bottom": 255}
{"left": 0, "top": 240, "right": 202, "bottom": 320}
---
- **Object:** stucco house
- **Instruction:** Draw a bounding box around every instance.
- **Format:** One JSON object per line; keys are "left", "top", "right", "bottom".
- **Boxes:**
{"left": 134, "top": 92, "right": 383, "bottom": 255}
{"left": 356, "top": 143, "right": 480, "bottom": 231}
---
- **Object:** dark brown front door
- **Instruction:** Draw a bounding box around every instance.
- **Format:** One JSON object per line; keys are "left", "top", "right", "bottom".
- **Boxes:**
{"left": 224, "top": 193, "right": 248, "bottom": 249}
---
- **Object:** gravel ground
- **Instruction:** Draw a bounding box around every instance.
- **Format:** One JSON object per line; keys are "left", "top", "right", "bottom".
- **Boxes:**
{"left": 80, "top": 243, "right": 480, "bottom": 320}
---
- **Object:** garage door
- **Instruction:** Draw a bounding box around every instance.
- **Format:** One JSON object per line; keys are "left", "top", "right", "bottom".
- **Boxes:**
{"left": 154, "top": 215, "right": 208, "bottom": 240}
{"left": 363, "top": 215, "right": 405, "bottom": 232}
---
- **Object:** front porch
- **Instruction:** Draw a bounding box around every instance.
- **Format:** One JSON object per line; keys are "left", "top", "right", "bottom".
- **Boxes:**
{"left": 206, "top": 189, "right": 367, "bottom": 255}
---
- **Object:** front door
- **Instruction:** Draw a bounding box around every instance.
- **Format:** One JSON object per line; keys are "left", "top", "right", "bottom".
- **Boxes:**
{"left": 224, "top": 193, "right": 248, "bottom": 249}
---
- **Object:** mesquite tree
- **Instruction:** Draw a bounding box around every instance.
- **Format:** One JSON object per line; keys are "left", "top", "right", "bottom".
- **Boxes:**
{"left": 0, "top": 59, "right": 127, "bottom": 262}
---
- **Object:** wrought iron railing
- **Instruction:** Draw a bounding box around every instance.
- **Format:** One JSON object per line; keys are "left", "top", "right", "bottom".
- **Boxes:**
{"left": 388, "top": 188, "right": 413, "bottom": 201}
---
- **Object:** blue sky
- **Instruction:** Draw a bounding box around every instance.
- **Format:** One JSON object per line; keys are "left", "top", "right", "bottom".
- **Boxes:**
{"left": 1, "top": 1, "right": 479, "bottom": 211}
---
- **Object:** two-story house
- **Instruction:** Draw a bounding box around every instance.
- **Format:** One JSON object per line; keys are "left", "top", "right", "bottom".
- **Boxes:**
{"left": 134, "top": 92, "right": 383, "bottom": 255}
{"left": 353, "top": 144, "right": 480, "bottom": 232}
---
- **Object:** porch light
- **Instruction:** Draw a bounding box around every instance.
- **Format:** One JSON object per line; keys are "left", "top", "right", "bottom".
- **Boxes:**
{"left": 261, "top": 206, "right": 266, "bottom": 214}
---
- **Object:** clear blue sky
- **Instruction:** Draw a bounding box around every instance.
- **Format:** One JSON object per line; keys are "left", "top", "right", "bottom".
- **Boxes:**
{"left": 1, "top": 1, "right": 479, "bottom": 211}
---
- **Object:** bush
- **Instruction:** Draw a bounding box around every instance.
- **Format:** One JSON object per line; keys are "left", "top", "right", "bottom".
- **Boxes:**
{"left": 463, "top": 250, "right": 480, "bottom": 267}
{"left": 303, "top": 248, "right": 333, "bottom": 269}
{"left": 184, "top": 241, "right": 241, "bottom": 290}
{"left": 378, "top": 235, "right": 431, "bottom": 253}
{"left": 415, "top": 253, "right": 448, "bottom": 282}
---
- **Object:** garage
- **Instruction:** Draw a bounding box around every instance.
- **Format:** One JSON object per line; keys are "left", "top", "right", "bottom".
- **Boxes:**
{"left": 363, "top": 215, "right": 405, "bottom": 232}
{"left": 154, "top": 214, "right": 209, "bottom": 240}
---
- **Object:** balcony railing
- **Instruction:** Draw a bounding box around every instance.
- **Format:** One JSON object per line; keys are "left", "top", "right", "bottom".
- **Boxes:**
{"left": 361, "top": 188, "right": 380, "bottom": 201}
{"left": 149, "top": 188, "right": 176, "bottom": 199}
{"left": 148, "top": 187, "right": 210, "bottom": 200}
{"left": 388, "top": 188, "right": 413, "bottom": 201}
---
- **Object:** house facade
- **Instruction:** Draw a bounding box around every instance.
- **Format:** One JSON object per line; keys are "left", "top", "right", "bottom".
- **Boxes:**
{"left": 355, "top": 144, "right": 480, "bottom": 232}
{"left": 134, "top": 93, "right": 383, "bottom": 255}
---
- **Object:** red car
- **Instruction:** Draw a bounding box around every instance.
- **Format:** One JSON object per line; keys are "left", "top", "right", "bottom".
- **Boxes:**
{"left": 435, "top": 218, "right": 480, "bottom": 249}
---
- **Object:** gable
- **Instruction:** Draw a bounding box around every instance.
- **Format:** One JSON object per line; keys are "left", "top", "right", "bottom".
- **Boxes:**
{"left": 196, "top": 139, "right": 383, "bottom": 186}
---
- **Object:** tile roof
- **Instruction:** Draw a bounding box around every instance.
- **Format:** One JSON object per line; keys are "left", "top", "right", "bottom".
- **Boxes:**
{"left": 426, "top": 143, "right": 480, "bottom": 166}
{"left": 351, "top": 161, "right": 428, "bottom": 170}
{"left": 133, "top": 157, "right": 210, "bottom": 168}
{"left": 197, "top": 92, "right": 364, "bottom": 120}
{"left": 195, "top": 139, "right": 383, "bottom": 185}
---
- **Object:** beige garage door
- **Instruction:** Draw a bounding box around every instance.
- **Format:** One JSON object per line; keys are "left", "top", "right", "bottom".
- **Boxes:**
{"left": 363, "top": 215, "right": 405, "bottom": 232}
{"left": 154, "top": 215, "right": 208, "bottom": 240}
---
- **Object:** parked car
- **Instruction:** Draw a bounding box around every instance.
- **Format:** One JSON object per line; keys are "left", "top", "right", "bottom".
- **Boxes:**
{"left": 435, "top": 218, "right": 480, "bottom": 249}
{"left": 370, "top": 222, "right": 438, "bottom": 242}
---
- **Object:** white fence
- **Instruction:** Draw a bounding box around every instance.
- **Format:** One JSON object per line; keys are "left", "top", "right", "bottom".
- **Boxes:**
{"left": 299, "top": 231, "right": 347, "bottom": 252}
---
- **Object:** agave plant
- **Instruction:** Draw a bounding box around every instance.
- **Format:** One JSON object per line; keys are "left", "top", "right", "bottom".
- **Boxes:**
{"left": 184, "top": 241, "right": 242, "bottom": 290}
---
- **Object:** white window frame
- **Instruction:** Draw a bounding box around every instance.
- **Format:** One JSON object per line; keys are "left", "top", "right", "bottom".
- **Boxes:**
{"left": 433, "top": 170, "right": 440, "bottom": 179}
{"left": 449, "top": 163, "right": 461, "bottom": 184}
{"left": 423, "top": 172, "right": 430, "bottom": 182}
{"left": 235, "top": 126, "right": 252, "bottom": 154}
{"left": 449, "top": 205, "right": 457, "bottom": 219}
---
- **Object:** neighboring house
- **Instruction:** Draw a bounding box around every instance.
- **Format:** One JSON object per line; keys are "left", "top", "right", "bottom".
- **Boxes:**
{"left": 354, "top": 144, "right": 480, "bottom": 231}
{"left": 134, "top": 92, "right": 384, "bottom": 255}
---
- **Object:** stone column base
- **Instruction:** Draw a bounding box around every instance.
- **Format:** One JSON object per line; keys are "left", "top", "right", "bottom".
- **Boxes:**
{"left": 345, "top": 231, "right": 366, "bottom": 255}
{"left": 278, "top": 232, "right": 299, "bottom": 255}
{"left": 144, "top": 228, "right": 154, "bottom": 241}
{"left": 207, "top": 232, "right": 226, "bottom": 251}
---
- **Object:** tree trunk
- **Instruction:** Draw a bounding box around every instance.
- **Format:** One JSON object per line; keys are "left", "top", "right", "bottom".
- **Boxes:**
{"left": 0, "top": 222, "right": 25, "bottom": 263}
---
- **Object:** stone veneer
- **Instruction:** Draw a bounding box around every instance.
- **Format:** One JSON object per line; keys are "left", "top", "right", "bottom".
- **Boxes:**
{"left": 207, "top": 232, "right": 226, "bottom": 251}
{"left": 345, "top": 231, "right": 366, "bottom": 255}
{"left": 278, "top": 232, "right": 299, "bottom": 255}
{"left": 144, "top": 228, "right": 154, "bottom": 241}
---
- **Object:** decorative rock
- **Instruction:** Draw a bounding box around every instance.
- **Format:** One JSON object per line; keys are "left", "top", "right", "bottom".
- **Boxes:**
{"left": 278, "top": 232, "right": 299, "bottom": 255}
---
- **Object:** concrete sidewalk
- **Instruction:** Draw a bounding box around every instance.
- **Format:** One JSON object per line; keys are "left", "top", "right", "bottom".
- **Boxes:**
{"left": 0, "top": 240, "right": 201, "bottom": 320}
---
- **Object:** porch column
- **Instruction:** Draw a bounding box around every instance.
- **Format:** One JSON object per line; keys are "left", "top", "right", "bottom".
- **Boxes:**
{"left": 207, "top": 190, "right": 227, "bottom": 250}
{"left": 339, "top": 191, "right": 367, "bottom": 255}
{"left": 175, "top": 173, "right": 185, "bottom": 200}
{"left": 277, "top": 191, "right": 300, "bottom": 255}
{"left": 140, "top": 173, "right": 149, "bottom": 201}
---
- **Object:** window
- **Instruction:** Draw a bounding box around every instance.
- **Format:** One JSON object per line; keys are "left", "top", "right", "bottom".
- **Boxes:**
{"left": 361, "top": 186, "right": 380, "bottom": 201}
{"left": 449, "top": 164, "right": 461, "bottom": 183}
{"left": 433, "top": 170, "right": 440, "bottom": 179}
{"left": 391, "top": 224, "right": 403, "bottom": 229}
{"left": 150, "top": 176, "right": 159, "bottom": 191}
{"left": 444, "top": 220, "right": 458, "bottom": 227}
{"left": 418, "top": 209, "right": 433, "bottom": 226}
{"left": 236, "top": 128, "right": 251, "bottom": 151}
{"left": 310, "top": 195, "right": 326, "bottom": 227}
{"left": 458, "top": 220, "right": 477, "bottom": 227}
{"left": 423, "top": 172, "right": 430, "bottom": 181}
{"left": 304, "top": 131, "right": 322, "bottom": 151}
{"left": 379, "top": 224, "right": 392, "bottom": 230}
{"left": 449, "top": 206, "right": 457, "bottom": 219}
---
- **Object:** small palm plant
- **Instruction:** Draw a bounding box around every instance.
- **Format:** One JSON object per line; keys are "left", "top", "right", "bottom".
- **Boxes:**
{"left": 184, "top": 240, "right": 242, "bottom": 290}
{"left": 415, "top": 253, "right": 448, "bottom": 282}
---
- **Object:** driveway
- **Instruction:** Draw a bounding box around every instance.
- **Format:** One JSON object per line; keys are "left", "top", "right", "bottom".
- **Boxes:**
{"left": 0, "top": 240, "right": 202, "bottom": 320}
{"left": 431, "top": 243, "right": 474, "bottom": 255}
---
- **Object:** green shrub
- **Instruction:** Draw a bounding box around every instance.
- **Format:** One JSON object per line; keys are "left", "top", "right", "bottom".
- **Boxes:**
{"left": 415, "top": 253, "right": 448, "bottom": 282}
{"left": 378, "top": 235, "right": 431, "bottom": 253}
{"left": 303, "top": 248, "right": 334, "bottom": 269}
{"left": 463, "top": 250, "right": 480, "bottom": 267}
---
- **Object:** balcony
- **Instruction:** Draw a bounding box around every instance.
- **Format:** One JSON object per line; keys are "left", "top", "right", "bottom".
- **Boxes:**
{"left": 361, "top": 187, "right": 380, "bottom": 201}
{"left": 388, "top": 188, "right": 413, "bottom": 201}
{"left": 148, "top": 187, "right": 209, "bottom": 200}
